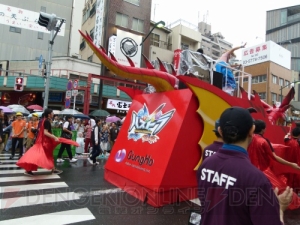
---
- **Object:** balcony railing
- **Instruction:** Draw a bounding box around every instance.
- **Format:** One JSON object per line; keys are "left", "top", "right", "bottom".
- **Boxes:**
{"left": 150, "top": 39, "right": 172, "bottom": 50}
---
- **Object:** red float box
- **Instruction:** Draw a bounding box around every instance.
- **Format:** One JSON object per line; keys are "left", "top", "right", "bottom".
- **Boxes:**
{"left": 104, "top": 89, "right": 202, "bottom": 207}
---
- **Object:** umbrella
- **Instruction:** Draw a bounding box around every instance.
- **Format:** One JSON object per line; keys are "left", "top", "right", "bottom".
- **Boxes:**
{"left": 59, "top": 108, "right": 82, "bottom": 115}
{"left": 0, "top": 106, "right": 14, "bottom": 113}
{"left": 28, "top": 111, "right": 43, "bottom": 118}
{"left": 7, "top": 104, "right": 30, "bottom": 115}
{"left": 53, "top": 110, "right": 61, "bottom": 115}
{"left": 73, "top": 114, "right": 90, "bottom": 119}
{"left": 27, "top": 104, "right": 43, "bottom": 111}
{"left": 90, "top": 109, "right": 110, "bottom": 117}
{"left": 106, "top": 116, "right": 121, "bottom": 123}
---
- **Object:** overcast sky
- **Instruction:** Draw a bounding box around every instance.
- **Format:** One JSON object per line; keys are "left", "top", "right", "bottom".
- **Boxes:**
{"left": 151, "top": 0, "right": 299, "bottom": 58}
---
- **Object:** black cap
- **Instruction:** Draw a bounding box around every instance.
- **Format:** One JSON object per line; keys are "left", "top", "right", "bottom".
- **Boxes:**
{"left": 212, "top": 119, "right": 220, "bottom": 133}
{"left": 220, "top": 107, "right": 254, "bottom": 136}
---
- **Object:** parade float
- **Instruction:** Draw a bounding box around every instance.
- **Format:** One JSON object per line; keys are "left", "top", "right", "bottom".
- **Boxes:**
{"left": 79, "top": 30, "right": 299, "bottom": 207}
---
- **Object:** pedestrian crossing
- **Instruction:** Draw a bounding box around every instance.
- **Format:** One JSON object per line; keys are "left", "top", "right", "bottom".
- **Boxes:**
{"left": 0, "top": 153, "right": 96, "bottom": 224}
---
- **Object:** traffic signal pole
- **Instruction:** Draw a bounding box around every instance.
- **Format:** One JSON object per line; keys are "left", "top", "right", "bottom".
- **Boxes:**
{"left": 43, "top": 29, "right": 54, "bottom": 110}
{"left": 42, "top": 18, "right": 65, "bottom": 110}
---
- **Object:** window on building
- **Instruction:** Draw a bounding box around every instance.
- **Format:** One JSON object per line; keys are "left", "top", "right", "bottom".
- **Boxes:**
{"left": 279, "top": 78, "right": 284, "bottom": 86}
{"left": 150, "top": 33, "right": 160, "bottom": 47}
{"left": 9, "top": 26, "right": 21, "bottom": 33}
{"left": 82, "top": 7, "right": 89, "bottom": 24}
{"left": 271, "top": 92, "right": 277, "bottom": 102}
{"left": 281, "top": 9, "right": 287, "bottom": 25}
{"left": 272, "top": 75, "right": 277, "bottom": 84}
{"left": 116, "top": 12, "right": 129, "bottom": 28}
{"left": 80, "top": 40, "right": 86, "bottom": 50}
{"left": 243, "top": 78, "right": 248, "bottom": 82}
{"left": 87, "top": 55, "right": 93, "bottom": 62}
{"left": 37, "top": 32, "right": 43, "bottom": 40}
{"left": 90, "top": 27, "right": 94, "bottom": 41}
{"left": 278, "top": 95, "right": 283, "bottom": 103}
{"left": 258, "top": 75, "right": 267, "bottom": 82}
{"left": 181, "top": 43, "right": 189, "bottom": 50}
{"left": 285, "top": 80, "right": 290, "bottom": 87}
{"left": 252, "top": 77, "right": 258, "bottom": 84}
{"left": 132, "top": 17, "right": 144, "bottom": 33}
{"left": 40, "top": 6, "right": 46, "bottom": 12}
{"left": 124, "top": 0, "right": 140, "bottom": 5}
{"left": 89, "top": 3, "right": 96, "bottom": 17}
{"left": 258, "top": 92, "right": 266, "bottom": 100}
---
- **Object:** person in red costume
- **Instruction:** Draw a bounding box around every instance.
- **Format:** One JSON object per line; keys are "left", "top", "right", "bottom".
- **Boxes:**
{"left": 248, "top": 120, "right": 300, "bottom": 210}
{"left": 284, "top": 127, "right": 300, "bottom": 192}
{"left": 17, "top": 108, "right": 79, "bottom": 176}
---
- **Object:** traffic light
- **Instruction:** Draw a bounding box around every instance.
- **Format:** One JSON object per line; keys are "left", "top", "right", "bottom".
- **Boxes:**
{"left": 38, "top": 12, "right": 58, "bottom": 31}
{"left": 14, "top": 77, "right": 24, "bottom": 92}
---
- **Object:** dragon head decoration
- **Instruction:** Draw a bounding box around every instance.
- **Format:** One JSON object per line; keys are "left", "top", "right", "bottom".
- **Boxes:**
{"left": 79, "top": 30, "right": 294, "bottom": 207}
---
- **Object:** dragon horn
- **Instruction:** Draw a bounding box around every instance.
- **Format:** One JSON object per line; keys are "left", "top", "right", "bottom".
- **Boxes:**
{"left": 79, "top": 30, "right": 177, "bottom": 92}
{"left": 85, "top": 31, "right": 93, "bottom": 42}
{"left": 109, "top": 52, "right": 118, "bottom": 62}
{"left": 170, "top": 64, "right": 177, "bottom": 76}
{"left": 99, "top": 45, "right": 107, "bottom": 54}
{"left": 157, "top": 57, "right": 168, "bottom": 73}
{"left": 125, "top": 55, "right": 135, "bottom": 67}
{"left": 142, "top": 54, "right": 155, "bottom": 69}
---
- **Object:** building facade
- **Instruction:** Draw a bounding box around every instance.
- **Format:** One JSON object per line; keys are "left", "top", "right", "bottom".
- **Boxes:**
{"left": 266, "top": 5, "right": 300, "bottom": 72}
{"left": 0, "top": 0, "right": 84, "bottom": 64}
{"left": 198, "top": 22, "right": 232, "bottom": 60}
{"left": 80, "top": 0, "right": 152, "bottom": 64}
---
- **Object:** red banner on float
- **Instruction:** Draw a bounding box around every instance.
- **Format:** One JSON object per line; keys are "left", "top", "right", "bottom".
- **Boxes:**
{"left": 173, "top": 49, "right": 182, "bottom": 72}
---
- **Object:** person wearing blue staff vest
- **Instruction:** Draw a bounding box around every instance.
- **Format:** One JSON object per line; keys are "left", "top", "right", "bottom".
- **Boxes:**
{"left": 197, "top": 107, "right": 293, "bottom": 225}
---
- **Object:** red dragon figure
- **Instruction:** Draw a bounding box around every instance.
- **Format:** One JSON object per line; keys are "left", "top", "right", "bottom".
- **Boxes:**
{"left": 79, "top": 30, "right": 300, "bottom": 208}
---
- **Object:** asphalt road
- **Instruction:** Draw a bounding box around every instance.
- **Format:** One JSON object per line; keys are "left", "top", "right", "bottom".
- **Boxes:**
{"left": 0, "top": 153, "right": 299, "bottom": 225}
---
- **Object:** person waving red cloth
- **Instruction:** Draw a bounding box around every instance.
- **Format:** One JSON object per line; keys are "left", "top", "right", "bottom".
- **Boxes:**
{"left": 248, "top": 121, "right": 300, "bottom": 210}
{"left": 17, "top": 109, "right": 79, "bottom": 173}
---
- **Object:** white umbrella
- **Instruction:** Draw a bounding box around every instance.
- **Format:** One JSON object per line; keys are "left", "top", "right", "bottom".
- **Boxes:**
{"left": 53, "top": 110, "right": 61, "bottom": 115}
{"left": 7, "top": 104, "right": 30, "bottom": 115}
{"left": 28, "top": 111, "right": 43, "bottom": 118}
{"left": 59, "top": 108, "right": 82, "bottom": 115}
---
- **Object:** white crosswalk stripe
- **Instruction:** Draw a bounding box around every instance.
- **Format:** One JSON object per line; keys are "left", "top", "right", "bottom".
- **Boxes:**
{"left": 0, "top": 174, "right": 60, "bottom": 182}
{"left": 0, "top": 160, "right": 19, "bottom": 163}
{"left": 0, "top": 154, "right": 96, "bottom": 224}
{"left": 0, "top": 169, "right": 51, "bottom": 175}
{"left": 0, "top": 164, "right": 18, "bottom": 168}
{"left": 0, "top": 208, "right": 95, "bottom": 225}
{"left": 0, "top": 191, "right": 80, "bottom": 209}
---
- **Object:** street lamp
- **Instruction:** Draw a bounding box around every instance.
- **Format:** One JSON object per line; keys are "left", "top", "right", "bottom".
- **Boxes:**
{"left": 38, "top": 12, "right": 65, "bottom": 110}
{"left": 140, "top": 20, "right": 165, "bottom": 46}
{"left": 280, "top": 80, "right": 300, "bottom": 103}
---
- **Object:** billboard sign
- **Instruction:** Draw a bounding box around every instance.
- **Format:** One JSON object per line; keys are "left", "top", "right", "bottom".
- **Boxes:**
{"left": 242, "top": 41, "right": 291, "bottom": 69}
{"left": 115, "top": 29, "right": 142, "bottom": 67}
{"left": 0, "top": 4, "right": 65, "bottom": 36}
{"left": 93, "top": 0, "right": 105, "bottom": 47}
